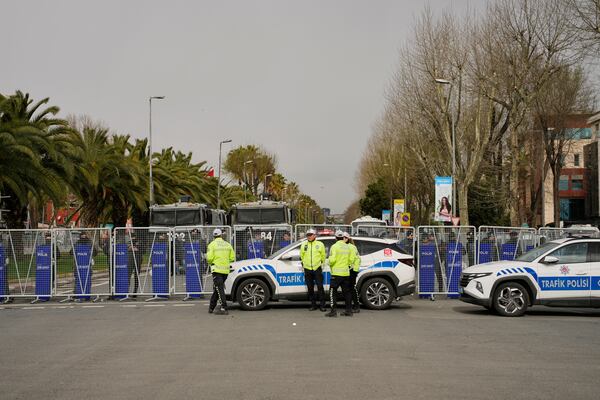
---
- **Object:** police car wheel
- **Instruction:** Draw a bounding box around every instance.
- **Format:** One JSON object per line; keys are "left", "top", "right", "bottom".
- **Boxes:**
{"left": 236, "top": 278, "right": 270, "bottom": 311}
{"left": 360, "top": 277, "right": 394, "bottom": 310}
{"left": 492, "top": 282, "right": 529, "bottom": 317}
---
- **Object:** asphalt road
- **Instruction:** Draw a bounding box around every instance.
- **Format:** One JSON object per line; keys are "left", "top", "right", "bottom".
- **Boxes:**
{"left": 1, "top": 298, "right": 599, "bottom": 400}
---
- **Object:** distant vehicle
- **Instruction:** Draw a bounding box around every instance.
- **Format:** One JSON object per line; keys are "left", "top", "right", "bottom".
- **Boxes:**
{"left": 351, "top": 216, "right": 388, "bottom": 237}
{"left": 460, "top": 237, "right": 600, "bottom": 316}
{"left": 149, "top": 201, "right": 227, "bottom": 229}
{"left": 230, "top": 201, "right": 295, "bottom": 260}
{"left": 225, "top": 236, "right": 415, "bottom": 311}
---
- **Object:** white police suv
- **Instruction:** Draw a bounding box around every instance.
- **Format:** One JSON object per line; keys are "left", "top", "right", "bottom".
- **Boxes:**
{"left": 224, "top": 236, "right": 415, "bottom": 310}
{"left": 460, "top": 238, "right": 600, "bottom": 316}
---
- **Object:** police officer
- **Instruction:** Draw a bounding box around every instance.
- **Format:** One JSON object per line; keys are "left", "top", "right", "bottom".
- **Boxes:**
{"left": 207, "top": 228, "right": 235, "bottom": 315}
{"left": 344, "top": 232, "right": 361, "bottom": 313}
{"left": 300, "top": 229, "right": 326, "bottom": 311}
{"left": 326, "top": 230, "right": 355, "bottom": 317}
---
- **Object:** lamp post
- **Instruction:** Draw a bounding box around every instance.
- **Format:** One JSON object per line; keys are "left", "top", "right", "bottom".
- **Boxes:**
{"left": 216, "top": 139, "right": 232, "bottom": 210}
{"left": 435, "top": 78, "right": 456, "bottom": 217}
{"left": 263, "top": 173, "right": 273, "bottom": 200}
{"left": 148, "top": 96, "right": 165, "bottom": 206}
{"left": 244, "top": 160, "right": 253, "bottom": 202}
{"left": 383, "top": 163, "right": 393, "bottom": 213}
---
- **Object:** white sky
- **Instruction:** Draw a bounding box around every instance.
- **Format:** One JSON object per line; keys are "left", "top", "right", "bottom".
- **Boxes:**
{"left": 2, "top": 0, "right": 477, "bottom": 213}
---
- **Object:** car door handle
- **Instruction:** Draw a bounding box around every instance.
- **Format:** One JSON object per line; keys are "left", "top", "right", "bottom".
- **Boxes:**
{"left": 576, "top": 273, "right": 588, "bottom": 276}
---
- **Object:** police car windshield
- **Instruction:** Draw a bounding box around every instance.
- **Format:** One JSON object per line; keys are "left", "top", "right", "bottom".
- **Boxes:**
{"left": 516, "top": 241, "right": 561, "bottom": 262}
{"left": 268, "top": 241, "right": 300, "bottom": 259}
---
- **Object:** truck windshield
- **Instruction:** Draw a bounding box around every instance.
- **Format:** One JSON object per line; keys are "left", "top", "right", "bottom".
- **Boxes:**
{"left": 151, "top": 209, "right": 201, "bottom": 226}
{"left": 151, "top": 211, "right": 176, "bottom": 226}
{"left": 236, "top": 208, "right": 286, "bottom": 224}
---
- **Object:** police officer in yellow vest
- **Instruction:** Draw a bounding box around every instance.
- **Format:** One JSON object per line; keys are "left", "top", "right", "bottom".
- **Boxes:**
{"left": 300, "top": 229, "right": 326, "bottom": 311}
{"left": 207, "top": 228, "right": 235, "bottom": 315}
{"left": 344, "top": 232, "right": 361, "bottom": 313}
{"left": 326, "top": 230, "right": 356, "bottom": 317}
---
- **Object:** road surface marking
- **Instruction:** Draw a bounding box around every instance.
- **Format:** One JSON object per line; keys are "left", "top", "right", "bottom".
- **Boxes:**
{"left": 173, "top": 304, "right": 195, "bottom": 307}
{"left": 143, "top": 304, "right": 165, "bottom": 307}
{"left": 121, "top": 304, "right": 137, "bottom": 308}
{"left": 82, "top": 305, "right": 104, "bottom": 308}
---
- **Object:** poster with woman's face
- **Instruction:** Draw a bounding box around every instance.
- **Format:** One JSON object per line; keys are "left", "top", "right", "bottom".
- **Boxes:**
{"left": 434, "top": 176, "right": 453, "bottom": 222}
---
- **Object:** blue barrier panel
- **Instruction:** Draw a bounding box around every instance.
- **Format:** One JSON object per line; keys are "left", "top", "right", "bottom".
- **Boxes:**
{"left": 151, "top": 242, "right": 169, "bottom": 297}
{"left": 478, "top": 242, "right": 493, "bottom": 264}
{"left": 446, "top": 241, "right": 463, "bottom": 298}
{"left": 0, "top": 245, "right": 7, "bottom": 300}
{"left": 114, "top": 243, "right": 128, "bottom": 298}
{"left": 184, "top": 242, "right": 202, "bottom": 297}
{"left": 247, "top": 240, "right": 265, "bottom": 259}
{"left": 35, "top": 244, "right": 52, "bottom": 301}
{"left": 500, "top": 243, "right": 517, "bottom": 261}
{"left": 418, "top": 243, "right": 436, "bottom": 297}
{"left": 74, "top": 243, "right": 93, "bottom": 300}
{"left": 526, "top": 245, "right": 534, "bottom": 252}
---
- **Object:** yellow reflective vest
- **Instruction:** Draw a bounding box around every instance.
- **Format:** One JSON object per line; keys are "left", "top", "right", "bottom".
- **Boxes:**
{"left": 328, "top": 240, "right": 355, "bottom": 277}
{"left": 348, "top": 243, "right": 360, "bottom": 272}
{"left": 207, "top": 237, "right": 235, "bottom": 274}
{"left": 300, "top": 239, "right": 326, "bottom": 270}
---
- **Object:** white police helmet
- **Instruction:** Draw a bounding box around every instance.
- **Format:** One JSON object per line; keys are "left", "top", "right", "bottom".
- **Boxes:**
{"left": 342, "top": 232, "right": 350, "bottom": 238}
{"left": 213, "top": 228, "right": 222, "bottom": 237}
{"left": 335, "top": 230, "right": 344, "bottom": 238}
{"left": 306, "top": 229, "right": 317, "bottom": 236}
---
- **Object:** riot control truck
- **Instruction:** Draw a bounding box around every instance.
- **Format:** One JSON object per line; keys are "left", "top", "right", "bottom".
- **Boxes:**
{"left": 230, "top": 201, "right": 294, "bottom": 260}
{"left": 150, "top": 201, "right": 227, "bottom": 228}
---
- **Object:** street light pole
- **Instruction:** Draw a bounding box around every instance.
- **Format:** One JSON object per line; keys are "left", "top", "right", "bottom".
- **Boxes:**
{"left": 149, "top": 96, "right": 165, "bottom": 206}
{"left": 217, "top": 139, "right": 232, "bottom": 210}
{"left": 435, "top": 78, "right": 456, "bottom": 217}
{"left": 263, "top": 173, "right": 273, "bottom": 200}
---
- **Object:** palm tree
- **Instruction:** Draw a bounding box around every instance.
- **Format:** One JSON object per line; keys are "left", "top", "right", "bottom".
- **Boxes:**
{"left": 0, "top": 91, "right": 74, "bottom": 226}
{"left": 67, "top": 121, "right": 146, "bottom": 227}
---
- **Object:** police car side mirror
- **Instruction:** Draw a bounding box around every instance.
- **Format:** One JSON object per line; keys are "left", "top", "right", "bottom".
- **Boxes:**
{"left": 281, "top": 254, "right": 293, "bottom": 261}
{"left": 542, "top": 255, "right": 559, "bottom": 264}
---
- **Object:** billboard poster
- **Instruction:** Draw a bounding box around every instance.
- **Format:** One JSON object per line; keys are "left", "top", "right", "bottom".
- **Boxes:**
{"left": 434, "top": 176, "right": 453, "bottom": 223}
{"left": 381, "top": 209, "right": 391, "bottom": 224}
{"left": 393, "top": 199, "right": 405, "bottom": 226}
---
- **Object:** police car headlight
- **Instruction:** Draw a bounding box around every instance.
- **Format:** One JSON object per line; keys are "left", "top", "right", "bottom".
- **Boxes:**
{"left": 475, "top": 281, "right": 484, "bottom": 294}
{"left": 467, "top": 273, "right": 492, "bottom": 279}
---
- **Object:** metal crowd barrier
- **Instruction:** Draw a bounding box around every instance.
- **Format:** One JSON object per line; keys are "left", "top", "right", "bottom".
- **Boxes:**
{"left": 416, "top": 226, "right": 476, "bottom": 298}
{"left": 53, "top": 227, "right": 112, "bottom": 302}
{"left": 112, "top": 227, "right": 172, "bottom": 301}
{"left": 477, "top": 226, "right": 537, "bottom": 264}
{"left": 355, "top": 225, "right": 415, "bottom": 256}
{"left": 233, "top": 224, "right": 293, "bottom": 261}
{"left": 0, "top": 229, "right": 53, "bottom": 303}
{"left": 3, "top": 224, "right": 600, "bottom": 303}
{"left": 294, "top": 224, "right": 352, "bottom": 241}
{"left": 171, "top": 226, "right": 231, "bottom": 299}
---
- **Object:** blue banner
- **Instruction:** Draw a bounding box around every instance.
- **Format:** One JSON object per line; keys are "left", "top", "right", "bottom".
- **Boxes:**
{"left": 500, "top": 243, "right": 517, "bottom": 261}
{"left": 74, "top": 243, "right": 92, "bottom": 299}
{"left": 479, "top": 243, "right": 492, "bottom": 264}
{"left": 419, "top": 243, "right": 436, "bottom": 296}
{"left": 446, "top": 241, "right": 463, "bottom": 297}
{"left": 185, "top": 242, "right": 202, "bottom": 297}
{"left": 151, "top": 242, "right": 169, "bottom": 297}
{"left": 0, "top": 245, "right": 7, "bottom": 299}
{"left": 114, "top": 243, "right": 128, "bottom": 297}
{"left": 35, "top": 244, "right": 52, "bottom": 300}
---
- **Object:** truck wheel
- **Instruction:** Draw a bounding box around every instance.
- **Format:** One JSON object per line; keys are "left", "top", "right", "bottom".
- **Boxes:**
{"left": 360, "top": 277, "right": 394, "bottom": 310}
{"left": 492, "top": 282, "right": 529, "bottom": 317}
{"left": 236, "top": 278, "right": 270, "bottom": 311}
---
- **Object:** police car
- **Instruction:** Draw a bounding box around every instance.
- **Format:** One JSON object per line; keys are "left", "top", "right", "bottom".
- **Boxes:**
{"left": 224, "top": 236, "right": 415, "bottom": 310}
{"left": 460, "top": 238, "right": 600, "bottom": 316}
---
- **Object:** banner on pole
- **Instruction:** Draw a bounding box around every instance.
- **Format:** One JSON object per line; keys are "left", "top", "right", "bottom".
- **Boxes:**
{"left": 393, "top": 199, "right": 405, "bottom": 226}
{"left": 434, "top": 177, "right": 453, "bottom": 223}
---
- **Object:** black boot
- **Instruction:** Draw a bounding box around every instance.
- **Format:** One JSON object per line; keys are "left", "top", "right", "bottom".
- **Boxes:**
{"left": 325, "top": 309, "right": 337, "bottom": 317}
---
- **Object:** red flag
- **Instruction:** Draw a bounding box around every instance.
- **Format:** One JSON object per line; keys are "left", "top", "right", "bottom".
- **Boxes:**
{"left": 206, "top": 167, "right": 215, "bottom": 177}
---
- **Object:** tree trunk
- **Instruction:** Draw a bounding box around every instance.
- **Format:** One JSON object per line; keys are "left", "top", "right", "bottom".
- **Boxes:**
{"left": 552, "top": 166, "right": 561, "bottom": 227}
{"left": 509, "top": 128, "right": 520, "bottom": 225}
{"left": 458, "top": 183, "right": 469, "bottom": 226}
